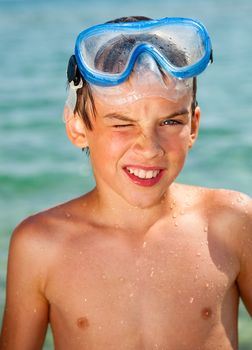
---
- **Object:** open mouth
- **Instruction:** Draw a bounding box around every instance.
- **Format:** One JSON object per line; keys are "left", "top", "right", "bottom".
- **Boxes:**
{"left": 126, "top": 167, "right": 161, "bottom": 179}
{"left": 124, "top": 166, "right": 164, "bottom": 186}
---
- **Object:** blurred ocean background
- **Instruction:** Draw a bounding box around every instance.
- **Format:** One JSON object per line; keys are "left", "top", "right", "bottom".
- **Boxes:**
{"left": 0, "top": 0, "right": 251, "bottom": 348}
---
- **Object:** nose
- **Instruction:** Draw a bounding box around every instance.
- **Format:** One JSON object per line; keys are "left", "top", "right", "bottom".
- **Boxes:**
{"left": 132, "top": 130, "right": 165, "bottom": 159}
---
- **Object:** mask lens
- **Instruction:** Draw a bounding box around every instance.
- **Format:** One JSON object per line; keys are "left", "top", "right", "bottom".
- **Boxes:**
{"left": 79, "top": 22, "right": 207, "bottom": 76}
{"left": 74, "top": 17, "right": 212, "bottom": 85}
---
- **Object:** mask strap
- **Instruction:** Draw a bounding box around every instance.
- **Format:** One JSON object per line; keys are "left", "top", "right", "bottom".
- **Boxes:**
{"left": 63, "top": 80, "right": 83, "bottom": 123}
{"left": 66, "top": 80, "right": 83, "bottom": 110}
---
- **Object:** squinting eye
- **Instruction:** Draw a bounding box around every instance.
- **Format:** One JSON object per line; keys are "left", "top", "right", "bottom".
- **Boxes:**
{"left": 160, "top": 119, "right": 180, "bottom": 126}
{"left": 113, "top": 124, "right": 133, "bottom": 128}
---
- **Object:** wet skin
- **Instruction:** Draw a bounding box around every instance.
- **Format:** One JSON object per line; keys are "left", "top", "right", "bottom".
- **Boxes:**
{"left": 0, "top": 94, "right": 251, "bottom": 350}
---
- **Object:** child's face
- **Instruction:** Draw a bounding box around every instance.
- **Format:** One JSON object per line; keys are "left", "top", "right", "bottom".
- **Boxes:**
{"left": 73, "top": 91, "right": 200, "bottom": 208}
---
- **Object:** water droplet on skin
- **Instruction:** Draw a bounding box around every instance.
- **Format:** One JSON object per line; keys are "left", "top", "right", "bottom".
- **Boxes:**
{"left": 79, "top": 251, "right": 83, "bottom": 255}
{"left": 172, "top": 213, "right": 177, "bottom": 219}
{"left": 180, "top": 210, "right": 185, "bottom": 215}
{"left": 196, "top": 252, "right": 201, "bottom": 257}
{"left": 143, "top": 241, "right": 147, "bottom": 248}
{"left": 190, "top": 297, "right": 194, "bottom": 303}
{"left": 205, "top": 283, "right": 209, "bottom": 288}
{"left": 169, "top": 199, "right": 176, "bottom": 209}
{"left": 129, "top": 292, "right": 134, "bottom": 298}
{"left": 237, "top": 196, "right": 242, "bottom": 203}
{"left": 201, "top": 307, "right": 212, "bottom": 319}
{"left": 204, "top": 226, "right": 208, "bottom": 232}
{"left": 65, "top": 212, "right": 71, "bottom": 218}
{"left": 33, "top": 308, "right": 37, "bottom": 313}
{"left": 84, "top": 298, "right": 88, "bottom": 302}
{"left": 174, "top": 221, "right": 178, "bottom": 227}
{"left": 150, "top": 268, "right": 154, "bottom": 277}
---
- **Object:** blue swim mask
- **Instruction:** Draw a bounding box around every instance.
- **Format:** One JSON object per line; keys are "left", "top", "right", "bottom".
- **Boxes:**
{"left": 66, "top": 17, "right": 213, "bottom": 110}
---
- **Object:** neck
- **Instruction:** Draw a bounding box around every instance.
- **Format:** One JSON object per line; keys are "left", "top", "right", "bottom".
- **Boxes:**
{"left": 87, "top": 184, "right": 176, "bottom": 234}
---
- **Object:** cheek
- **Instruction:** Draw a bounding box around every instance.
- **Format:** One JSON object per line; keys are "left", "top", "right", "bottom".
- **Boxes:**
{"left": 160, "top": 125, "right": 191, "bottom": 152}
{"left": 88, "top": 130, "right": 131, "bottom": 162}
{"left": 178, "top": 125, "right": 192, "bottom": 149}
{"left": 103, "top": 129, "right": 140, "bottom": 156}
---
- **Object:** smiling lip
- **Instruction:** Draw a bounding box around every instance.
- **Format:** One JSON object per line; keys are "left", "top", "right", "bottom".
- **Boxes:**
{"left": 123, "top": 166, "right": 164, "bottom": 187}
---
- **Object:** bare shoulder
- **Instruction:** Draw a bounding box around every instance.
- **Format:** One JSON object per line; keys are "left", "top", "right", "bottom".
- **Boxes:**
{"left": 177, "top": 183, "right": 251, "bottom": 220}
{"left": 9, "top": 193, "right": 93, "bottom": 273}
{"left": 175, "top": 183, "right": 251, "bottom": 243}
{"left": 194, "top": 186, "right": 251, "bottom": 258}
{"left": 175, "top": 183, "right": 251, "bottom": 210}
{"left": 204, "top": 187, "right": 251, "bottom": 229}
{"left": 205, "top": 187, "right": 251, "bottom": 209}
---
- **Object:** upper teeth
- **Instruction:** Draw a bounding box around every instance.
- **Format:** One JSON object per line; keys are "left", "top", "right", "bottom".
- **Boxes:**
{"left": 126, "top": 167, "right": 160, "bottom": 179}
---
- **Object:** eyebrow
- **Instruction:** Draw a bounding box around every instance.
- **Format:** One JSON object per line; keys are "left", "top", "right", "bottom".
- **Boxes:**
{"left": 103, "top": 109, "right": 190, "bottom": 122}
{"left": 103, "top": 113, "right": 135, "bottom": 122}
{"left": 166, "top": 109, "right": 190, "bottom": 118}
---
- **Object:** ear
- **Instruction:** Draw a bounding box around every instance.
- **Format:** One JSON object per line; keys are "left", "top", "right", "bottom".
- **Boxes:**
{"left": 64, "top": 106, "right": 89, "bottom": 149}
{"left": 188, "top": 106, "right": 201, "bottom": 149}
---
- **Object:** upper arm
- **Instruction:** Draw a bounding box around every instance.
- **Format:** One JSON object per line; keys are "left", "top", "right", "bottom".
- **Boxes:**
{"left": 236, "top": 194, "right": 252, "bottom": 316}
{"left": 0, "top": 217, "right": 50, "bottom": 350}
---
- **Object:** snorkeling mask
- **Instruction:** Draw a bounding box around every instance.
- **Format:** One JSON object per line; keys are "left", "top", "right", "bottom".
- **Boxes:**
{"left": 66, "top": 17, "right": 213, "bottom": 110}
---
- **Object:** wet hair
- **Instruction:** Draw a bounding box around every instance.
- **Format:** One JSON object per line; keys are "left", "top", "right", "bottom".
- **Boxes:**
{"left": 73, "top": 16, "right": 197, "bottom": 130}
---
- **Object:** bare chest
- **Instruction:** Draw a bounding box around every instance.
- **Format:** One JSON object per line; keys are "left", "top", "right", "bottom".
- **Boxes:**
{"left": 46, "top": 225, "right": 239, "bottom": 349}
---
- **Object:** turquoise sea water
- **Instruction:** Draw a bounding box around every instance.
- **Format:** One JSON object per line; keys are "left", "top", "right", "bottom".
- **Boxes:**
{"left": 0, "top": 0, "right": 251, "bottom": 348}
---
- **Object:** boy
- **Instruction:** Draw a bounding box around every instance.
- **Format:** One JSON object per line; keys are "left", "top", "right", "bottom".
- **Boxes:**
{"left": 0, "top": 16, "right": 251, "bottom": 350}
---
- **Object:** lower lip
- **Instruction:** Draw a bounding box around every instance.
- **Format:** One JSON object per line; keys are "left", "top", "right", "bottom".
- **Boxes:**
{"left": 123, "top": 168, "right": 164, "bottom": 187}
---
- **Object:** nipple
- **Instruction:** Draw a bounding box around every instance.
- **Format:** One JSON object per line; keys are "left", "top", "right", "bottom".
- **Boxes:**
{"left": 77, "top": 317, "right": 89, "bottom": 330}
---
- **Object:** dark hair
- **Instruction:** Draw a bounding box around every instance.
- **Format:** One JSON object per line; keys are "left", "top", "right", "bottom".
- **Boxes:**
{"left": 73, "top": 16, "right": 197, "bottom": 130}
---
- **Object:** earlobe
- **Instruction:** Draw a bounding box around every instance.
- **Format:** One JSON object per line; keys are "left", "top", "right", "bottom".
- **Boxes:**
{"left": 189, "top": 106, "right": 201, "bottom": 149}
{"left": 64, "top": 106, "right": 89, "bottom": 149}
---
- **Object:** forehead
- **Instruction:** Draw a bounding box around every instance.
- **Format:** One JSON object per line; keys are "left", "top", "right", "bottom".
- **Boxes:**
{"left": 92, "top": 91, "right": 192, "bottom": 121}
